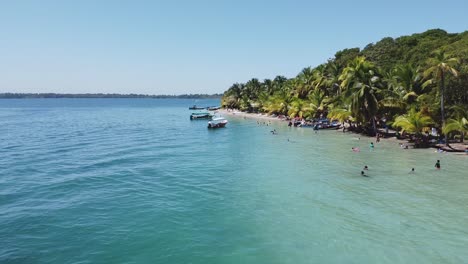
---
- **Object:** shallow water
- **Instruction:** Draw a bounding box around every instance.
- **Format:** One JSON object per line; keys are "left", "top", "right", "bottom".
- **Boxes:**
{"left": 1, "top": 99, "right": 467, "bottom": 263}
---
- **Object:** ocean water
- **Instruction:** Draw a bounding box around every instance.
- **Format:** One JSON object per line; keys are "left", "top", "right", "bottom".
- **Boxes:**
{"left": 1, "top": 98, "right": 467, "bottom": 264}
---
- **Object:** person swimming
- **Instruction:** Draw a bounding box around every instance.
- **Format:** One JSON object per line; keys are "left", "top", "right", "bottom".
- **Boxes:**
{"left": 409, "top": 168, "right": 415, "bottom": 174}
{"left": 364, "top": 165, "right": 368, "bottom": 170}
{"left": 435, "top": 160, "right": 441, "bottom": 169}
{"left": 361, "top": 171, "right": 368, "bottom": 177}
{"left": 370, "top": 142, "right": 374, "bottom": 148}
{"left": 352, "top": 147, "right": 360, "bottom": 152}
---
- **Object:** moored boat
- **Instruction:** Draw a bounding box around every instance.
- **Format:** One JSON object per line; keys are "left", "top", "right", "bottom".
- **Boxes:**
{"left": 206, "top": 106, "right": 221, "bottom": 111}
{"left": 208, "top": 117, "right": 228, "bottom": 128}
{"left": 190, "top": 111, "right": 213, "bottom": 120}
{"left": 189, "top": 105, "right": 205, "bottom": 110}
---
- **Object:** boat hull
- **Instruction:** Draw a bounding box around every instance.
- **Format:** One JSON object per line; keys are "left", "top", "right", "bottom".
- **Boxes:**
{"left": 190, "top": 114, "right": 212, "bottom": 120}
{"left": 189, "top": 105, "right": 205, "bottom": 110}
{"left": 208, "top": 120, "right": 228, "bottom": 128}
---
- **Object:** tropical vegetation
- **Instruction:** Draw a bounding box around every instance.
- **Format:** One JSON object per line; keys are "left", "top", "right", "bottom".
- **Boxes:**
{"left": 221, "top": 29, "right": 468, "bottom": 146}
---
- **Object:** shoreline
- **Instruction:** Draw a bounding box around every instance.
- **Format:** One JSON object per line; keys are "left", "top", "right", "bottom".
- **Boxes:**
{"left": 219, "top": 109, "right": 468, "bottom": 155}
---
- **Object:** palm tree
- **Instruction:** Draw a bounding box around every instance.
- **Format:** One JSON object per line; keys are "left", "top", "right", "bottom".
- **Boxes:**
{"left": 443, "top": 117, "right": 468, "bottom": 143}
{"left": 339, "top": 57, "right": 381, "bottom": 135}
{"left": 393, "top": 64, "right": 425, "bottom": 104}
{"left": 311, "top": 64, "right": 328, "bottom": 94}
{"left": 325, "top": 61, "right": 341, "bottom": 96}
{"left": 263, "top": 79, "right": 274, "bottom": 95}
{"left": 393, "top": 109, "right": 434, "bottom": 135}
{"left": 293, "top": 68, "right": 315, "bottom": 99}
{"left": 222, "top": 83, "right": 244, "bottom": 109}
{"left": 288, "top": 99, "right": 312, "bottom": 119}
{"left": 423, "top": 50, "right": 459, "bottom": 144}
{"left": 244, "top": 78, "right": 262, "bottom": 101}
{"left": 339, "top": 56, "right": 376, "bottom": 95}
{"left": 273, "top": 75, "right": 288, "bottom": 93}
{"left": 328, "top": 108, "right": 352, "bottom": 123}
{"left": 443, "top": 105, "right": 468, "bottom": 142}
{"left": 308, "top": 89, "right": 328, "bottom": 118}
{"left": 350, "top": 79, "right": 380, "bottom": 134}
{"left": 263, "top": 91, "right": 294, "bottom": 116}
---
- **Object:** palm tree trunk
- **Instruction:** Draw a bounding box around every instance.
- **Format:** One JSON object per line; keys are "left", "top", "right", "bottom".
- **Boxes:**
{"left": 372, "top": 116, "right": 377, "bottom": 136}
{"left": 440, "top": 73, "right": 448, "bottom": 146}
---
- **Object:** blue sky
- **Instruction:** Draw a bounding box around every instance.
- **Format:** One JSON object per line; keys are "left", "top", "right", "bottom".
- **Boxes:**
{"left": 0, "top": 0, "right": 467, "bottom": 95}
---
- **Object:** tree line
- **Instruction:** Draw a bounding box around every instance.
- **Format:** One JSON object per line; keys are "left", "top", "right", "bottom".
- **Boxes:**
{"left": 221, "top": 29, "right": 468, "bottom": 145}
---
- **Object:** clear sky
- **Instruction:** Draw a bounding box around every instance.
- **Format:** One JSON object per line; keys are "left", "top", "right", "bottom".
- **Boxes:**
{"left": 0, "top": 0, "right": 467, "bottom": 95}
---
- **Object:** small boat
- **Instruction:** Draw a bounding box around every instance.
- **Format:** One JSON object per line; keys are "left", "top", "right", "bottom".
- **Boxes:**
{"left": 189, "top": 105, "right": 205, "bottom": 110}
{"left": 190, "top": 111, "right": 213, "bottom": 120}
{"left": 208, "top": 117, "right": 228, "bottom": 128}
{"left": 206, "top": 106, "right": 221, "bottom": 111}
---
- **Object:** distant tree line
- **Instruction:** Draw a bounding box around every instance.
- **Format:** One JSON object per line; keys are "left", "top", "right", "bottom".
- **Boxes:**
{"left": 222, "top": 29, "right": 468, "bottom": 146}
{"left": 0, "top": 93, "right": 223, "bottom": 99}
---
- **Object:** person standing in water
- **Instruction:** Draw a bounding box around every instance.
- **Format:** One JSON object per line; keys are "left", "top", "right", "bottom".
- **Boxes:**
{"left": 435, "top": 160, "right": 441, "bottom": 170}
{"left": 370, "top": 142, "right": 374, "bottom": 149}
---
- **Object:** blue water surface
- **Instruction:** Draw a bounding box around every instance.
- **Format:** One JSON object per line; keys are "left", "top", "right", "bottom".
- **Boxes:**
{"left": 1, "top": 99, "right": 467, "bottom": 264}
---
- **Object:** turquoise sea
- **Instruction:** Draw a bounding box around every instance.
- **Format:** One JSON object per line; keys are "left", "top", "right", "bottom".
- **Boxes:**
{"left": 1, "top": 98, "right": 467, "bottom": 264}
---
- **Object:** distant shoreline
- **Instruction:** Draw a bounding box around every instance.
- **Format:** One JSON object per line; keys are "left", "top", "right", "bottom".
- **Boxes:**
{"left": 0, "top": 93, "right": 222, "bottom": 99}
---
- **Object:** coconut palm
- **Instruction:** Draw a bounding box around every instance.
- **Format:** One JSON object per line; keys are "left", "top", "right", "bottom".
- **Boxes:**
{"left": 222, "top": 83, "right": 244, "bottom": 109}
{"left": 350, "top": 79, "right": 380, "bottom": 134}
{"left": 263, "top": 91, "right": 294, "bottom": 115}
{"left": 244, "top": 78, "right": 263, "bottom": 101}
{"left": 325, "top": 61, "right": 341, "bottom": 96}
{"left": 328, "top": 108, "right": 352, "bottom": 123}
{"left": 443, "top": 117, "right": 468, "bottom": 142}
{"left": 393, "top": 64, "right": 425, "bottom": 104}
{"left": 339, "top": 56, "right": 377, "bottom": 95}
{"left": 442, "top": 105, "right": 468, "bottom": 142}
{"left": 338, "top": 57, "right": 383, "bottom": 134}
{"left": 393, "top": 109, "right": 434, "bottom": 135}
{"left": 293, "top": 68, "right": 315, "bottom": 99}
{"left": 263, "top": 79, "right": 275, "bottom": 95}
{"left": 311, "top": 64, "right": 328, "bottom": 94}
{"left": 288, "top": 98, "right": 312, "bottom": 119}
{"left": 423, "top": 50, "right": 459, "bottom": 144}
{"left": 308, "top": 89, "right": 328, "bottom": 118}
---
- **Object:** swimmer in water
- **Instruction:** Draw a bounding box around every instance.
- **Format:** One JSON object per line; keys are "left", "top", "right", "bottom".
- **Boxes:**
{"left": 352, "top": 147, "right": 360, "bottom": 152}
{"left": 409, "top": 168, "right": 415, "bottom": 174}
{"left": 370, "top": 142, "right": 374, "bottom": 149}
{"left": 364, "top": 166, "right": 368, "bottom": 170}
{"left": 361, "top": 171, "right": 368, "bottom": 177}
{"left": 435, "top": 160, "right": 441, "bottom": 170}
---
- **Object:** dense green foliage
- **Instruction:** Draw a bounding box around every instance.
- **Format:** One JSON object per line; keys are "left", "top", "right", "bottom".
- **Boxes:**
{"left": 222, "top": 29, "right": 468, "bottom": 143}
